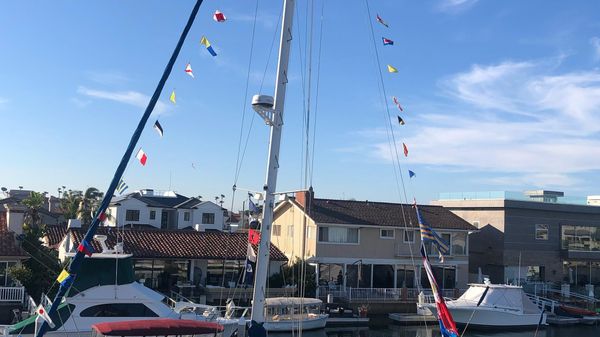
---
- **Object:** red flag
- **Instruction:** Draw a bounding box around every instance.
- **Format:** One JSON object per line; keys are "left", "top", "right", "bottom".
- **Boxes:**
{"left": 376, "top": 14, "right": 389, "bottom": 28}
{"left": 136, "top": 149, "right": 148, "bottom": 166}
{"left": 213, "top": 10, "right": 226, "bottom": 22}
{"left": 403, "top": 143, "right": 408, "bottom": 157}
{"left": 248, "top": 229, "right": 261, "bottom": 245}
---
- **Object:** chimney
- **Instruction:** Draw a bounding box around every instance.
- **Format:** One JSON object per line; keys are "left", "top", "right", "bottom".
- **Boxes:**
{"left": 295, "top": 187, "right": 314, "bottom": 212}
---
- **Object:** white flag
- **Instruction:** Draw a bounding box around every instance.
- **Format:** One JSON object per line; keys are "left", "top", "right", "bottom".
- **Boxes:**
{"left": 36, "top": 305, "right": 55, "bottom": 328}
{"left": 185, "top": 63, "right": 194, "bottom": 78}
{"left": 247, "top": 243, "right": 256, "bottom": 263}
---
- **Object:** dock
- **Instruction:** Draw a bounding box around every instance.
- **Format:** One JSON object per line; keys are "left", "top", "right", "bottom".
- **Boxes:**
{"left": 326, "top": 317, "right": 370, "bottom": 327}
{"left": 546, "top": 314, "right": 600, "bottom": 326}
{"left": 389, "top": 313, "right": 437, "bottom": 325}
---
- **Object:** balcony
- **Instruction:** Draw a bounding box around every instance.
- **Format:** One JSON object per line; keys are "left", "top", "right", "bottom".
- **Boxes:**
{"left": 0, "top": 286, "right": 25, "bottom": 303}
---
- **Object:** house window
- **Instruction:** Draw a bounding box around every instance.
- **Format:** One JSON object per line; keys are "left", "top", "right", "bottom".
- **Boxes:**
{"left": 536, "top": 224, "right": 549, "bottom": 240}
{"left": 287, "top": 225, "right": 294, "bottom": 237}
{"left": 202, "top": 213, "right": 215, "bottom": 224}
{"left": 273, "top": 224, "right": 281, "bottom": 236}
{"left": 149, "top": 211, "right": 156, "bottom": 220}
{"left": 125, "top": 210, "right": 140, "bottom": 222}
{"left": 452, "top": 232, "right": 467, "bottom": 255}
{"left": 429, "top": 233, "right": 451, "bottom": 256}
{"left": 318, "top": 226, "right": 359, "bottom": 244}
{"left": 184, "top": 212, "right": 190, "bottom": 221}
{"left": 0, "top": 261, "right": 17, "bottom": 286}
{"left": 380, "top": 229, "right": 395, "bottom": 239}
{"left": 403, "top": 230, "right": 415, "bottom": 243}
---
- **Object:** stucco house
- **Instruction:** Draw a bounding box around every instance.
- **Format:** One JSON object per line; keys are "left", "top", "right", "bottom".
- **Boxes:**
{"left": 106, "top": 190, "right": 225, "bottom": 231}
{"left": 272, "top": 189, "right": 477, "bottom": 301}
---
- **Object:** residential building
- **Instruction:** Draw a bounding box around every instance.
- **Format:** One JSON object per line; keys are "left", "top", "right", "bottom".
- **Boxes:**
{"left": 0, "top": 190, "right": 64, "bottom": 234}
{"left": 433, "top": 190, "right": 600, "bottom": 290}
{"left": 0, "top": 231, "right": 28, "bottom": 320}
{"left": 272, "top": 190, "right": 476, "bottom": 298}
{"left": 45, "top": 226, "right": 289, "bottom": 304}
{"left": 107, "top": 190, "right": 225, "bottom": 231}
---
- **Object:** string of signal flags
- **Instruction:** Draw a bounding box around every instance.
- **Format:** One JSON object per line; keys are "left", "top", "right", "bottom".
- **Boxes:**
{"left": 120, "top": 10, "right": 228, "bottom": 195}
{"left": 376, "top": 13, "right": 415, "bottom": 180}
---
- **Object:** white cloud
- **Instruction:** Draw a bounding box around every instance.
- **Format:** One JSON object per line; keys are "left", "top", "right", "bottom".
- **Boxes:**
{"left": 363, "top": 59, "right": 600, "bottom": 188}
{"left": 77, "top": 86, "right": 168, "bottom": 115}
{"left": 437, "top": 0, "right": 478, "bottom": 13}
{"left": 590, "top": 37, "right": 600, "bottom": 61}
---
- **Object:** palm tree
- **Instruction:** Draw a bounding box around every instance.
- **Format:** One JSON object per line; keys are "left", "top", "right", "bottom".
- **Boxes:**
{"left": 78, "top": 187, "right": 104, "bottom": 225}
{"left": 60, "top": 190, "right": 83, "bottom": 219}
{"left": 22, "top": 191, "right": 45, "bottom": 230}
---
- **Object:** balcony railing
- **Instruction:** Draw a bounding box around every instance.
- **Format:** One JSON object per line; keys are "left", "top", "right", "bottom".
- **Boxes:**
{"left": 0, "top": 286, "right": 25, "bottom": 302}
{"left": 318, "top": 286, "right": 462, "bottom": 302}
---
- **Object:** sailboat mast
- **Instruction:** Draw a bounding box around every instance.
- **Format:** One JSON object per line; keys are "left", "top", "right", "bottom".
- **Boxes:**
{"left": 250, "top": 0, "right": 295, "bottom": 326}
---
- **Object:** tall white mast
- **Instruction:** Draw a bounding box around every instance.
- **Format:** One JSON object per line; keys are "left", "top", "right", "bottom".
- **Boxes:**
{"left": 249, "top": 0, "right": 295, "bottom": 329}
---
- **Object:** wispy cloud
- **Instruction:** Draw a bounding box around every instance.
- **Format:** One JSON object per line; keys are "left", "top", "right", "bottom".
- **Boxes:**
{"left": 85, "top": 71, "right": 131, "bottom": 85}
{"left": 77, "top": 86, "right": 168, "bottom": 115}
{"left": 590, "top": 37, "right": 600, "bottom": 61}
{"left": 362, "top": 58, "right": 600, "bottom": 188}
{"left": 436, "top": 0, "right": 478, "bottom": 14}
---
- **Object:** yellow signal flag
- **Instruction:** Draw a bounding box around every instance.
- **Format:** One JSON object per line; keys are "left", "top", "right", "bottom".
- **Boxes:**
{"left": 170, "top": 90, "right": 176, "bottom": 104}
{"left": 56, "top": 269, "right": 70, "bottom": 283}
{"left": 387, "top": 65, "right": 398, "bottom": 73}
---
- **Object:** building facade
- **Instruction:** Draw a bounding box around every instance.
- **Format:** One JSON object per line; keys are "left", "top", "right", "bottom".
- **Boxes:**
{"left": 107, "top": 190, "right": 225, "bottom": 231}
{"left": 272, "top": 190, "right": 476, "bottom": 295}
{"left": 433, "top": 190, "right": 600, "bottom": 290}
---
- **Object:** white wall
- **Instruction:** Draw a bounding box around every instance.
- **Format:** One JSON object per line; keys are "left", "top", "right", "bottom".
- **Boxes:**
{"left": 109, "top": 198, "right": 160, "bottom": 228}
{"left": 7, "top": 211, "right": 24, "bottom": 234}
{"left": 191, "top": 202, "right": 224, "bottom": 231}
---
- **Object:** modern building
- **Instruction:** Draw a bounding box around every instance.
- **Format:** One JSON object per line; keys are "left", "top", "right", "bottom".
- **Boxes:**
{"left": 272, "top": 190, "right": 477, "bottom": 298}
{"left": 107, "top": 190, "right": 225, "bottom": 231}
{"left": 433, "top": 190, "right": 600, "bottom": 290}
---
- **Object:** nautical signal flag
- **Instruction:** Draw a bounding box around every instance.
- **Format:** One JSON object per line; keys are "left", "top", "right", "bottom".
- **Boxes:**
{"left": 403, "top": 143, "right": 408, "bottom": 157}
{"left": 117, "top": 179, "right": 128, "bottom": 195}
{"left": 249, "top": 199, "right": 259, "bottom": 213}
{"left": 136, "top": 149, "right": 148, "bottom": 166}
{"left": 169, "top": 90, "right": 176, "bottom": 104}
{"left": 185, "top": 63, "right": 194, "bottom": 78}
{"left": 56, "top": 269, "right": 74, "bottom": 288}
{"left": 213, "top": 10, "right": 226, "bottom": 22}
{"left": 387, "top": 65, "right": 398, "bottom": 73}
{"left": 397, "top": 116, "right": 405, "bottom": 125}
{"left": 153, "top": 120, "right": 164, "bottom": 137}
{"left": 382, "top": 37, "right": 394, "bottom": 46}
{"left": 392, "top": 96, "right": 404, "bottom": 111}
{"left": 78, "top": 240, "right": 94, "bottom": 256}
{"left": 248, "top": 229, "right": 261, "bottom": 245}
{"left": 36, "top": 305, "right": 55, "bottom": 328}
{"left": 200, "top": 36, "right": 217, "bottom": 56}
{"left": 376, "top": 14, "right": 389, "bottom": 28}
{"left": 409, "top": 170, "right": 416, "bottom": 178}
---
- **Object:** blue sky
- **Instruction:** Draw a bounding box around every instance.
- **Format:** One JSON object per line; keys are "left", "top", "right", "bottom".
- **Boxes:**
{"left": 2, "top": 0, "right": 600, "bottom": 209}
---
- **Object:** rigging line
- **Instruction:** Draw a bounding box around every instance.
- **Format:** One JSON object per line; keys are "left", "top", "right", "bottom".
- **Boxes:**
{"left": 363, "top": 0, "right": 428, "bottom": 328}
{"left": 303, "top": 0, "right": 315, "bottom": 189}
{"left": 38, "top": 1, "right": 204, "bottom": 336}
{"left": 233, "top": 0, "right": 261, "bottom": 187}
{"left": 309, "top": 0, "right": 325, "bottom": 186}
{"left": 294, "top": 0, "right": 308, "bottom": 187}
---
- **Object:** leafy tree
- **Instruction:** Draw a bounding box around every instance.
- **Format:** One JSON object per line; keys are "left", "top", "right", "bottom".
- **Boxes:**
{"left": 78, "top": 187, "right": 104, "bottom": 225}
{"left": 8, "top": 193, "right": 61, "bottom": 301}
{"left": 268, "top": 258, "right": 317, "bottom": 297}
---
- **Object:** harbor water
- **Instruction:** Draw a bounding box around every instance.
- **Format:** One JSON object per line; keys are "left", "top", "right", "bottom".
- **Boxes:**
{"left": 270, "top": 324, "right": 600, "bottom": 337}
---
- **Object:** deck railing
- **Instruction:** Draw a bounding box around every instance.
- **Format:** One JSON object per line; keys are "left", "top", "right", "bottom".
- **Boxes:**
{"left": 318, "top": 286, "right": 462, "bottom": 302}
{"left": 0, "top": 286, "right": 25, "bottom": 302}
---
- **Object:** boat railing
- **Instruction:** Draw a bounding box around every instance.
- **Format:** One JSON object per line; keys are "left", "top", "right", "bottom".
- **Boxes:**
{"left": 526, "top": 294, "right": 560, "bottom": 314}
{"left": 525, "top": 282, "right": 599, "bottom": 304}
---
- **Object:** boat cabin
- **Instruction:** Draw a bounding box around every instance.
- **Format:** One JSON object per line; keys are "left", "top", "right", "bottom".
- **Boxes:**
{"left": 264, "top": 297, "right": 322, "bottom": 319}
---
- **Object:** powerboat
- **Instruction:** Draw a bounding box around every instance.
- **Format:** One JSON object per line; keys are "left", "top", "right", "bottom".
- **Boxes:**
{"left": 419, "top": 280, "right": 546, "bottom": 328}
{"left": 2, "top": 245, "right": 238, "bottom": 337}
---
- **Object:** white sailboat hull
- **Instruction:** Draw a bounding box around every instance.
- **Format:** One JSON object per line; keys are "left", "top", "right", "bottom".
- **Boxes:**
{"left": 262, "top": 314, "right": 328, "bottom": 332}
{"left": 424, "top": 304, "right": 546, "bottom": 328}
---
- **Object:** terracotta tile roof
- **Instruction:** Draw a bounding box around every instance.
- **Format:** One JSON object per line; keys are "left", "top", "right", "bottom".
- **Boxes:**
{"left": 45, "top": 225, "right": 68, "bottom": 247}
{"left": 307, "top": 198, "right": 476, "bottom": 231}
{"left": 47, "top": 226, "right": 287, "bottom": 261}
{"left": 0, "top": 231, "right": 27, "bottom": 257}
